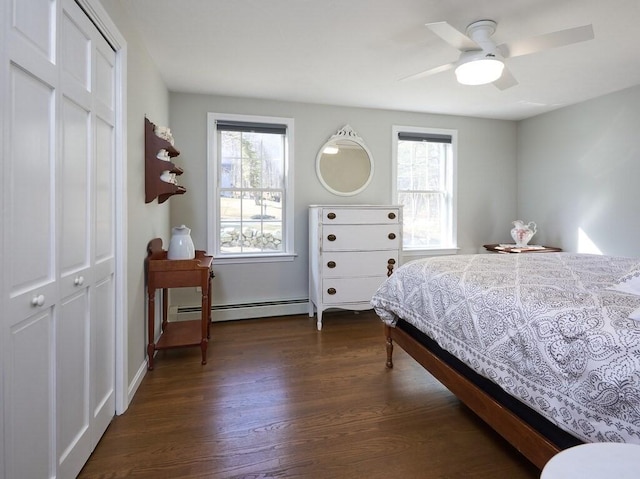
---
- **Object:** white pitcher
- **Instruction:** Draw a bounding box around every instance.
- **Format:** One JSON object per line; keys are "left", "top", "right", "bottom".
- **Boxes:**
{"left": 167, "top": 225, "right": 195, "bottom": 260}
{"left": 511, "top": 220, "right": 537, "bottom": 247}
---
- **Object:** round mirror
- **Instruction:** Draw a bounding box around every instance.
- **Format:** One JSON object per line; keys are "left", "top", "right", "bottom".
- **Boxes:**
{"left": 316, "top": 125, "right": 374, "bottom": 196}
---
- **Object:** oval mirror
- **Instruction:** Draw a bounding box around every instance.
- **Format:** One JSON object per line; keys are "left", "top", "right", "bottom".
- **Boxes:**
{"left": 316, "top": 125, "right": 374, "bottom": 196}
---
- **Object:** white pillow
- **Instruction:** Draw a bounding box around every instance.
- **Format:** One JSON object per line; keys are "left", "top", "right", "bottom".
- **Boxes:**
{"left": 609, "top": 268, "right": 640, "bottom": 296}
{"left": 630, "top": 307, "right": 640, "bottom": 321}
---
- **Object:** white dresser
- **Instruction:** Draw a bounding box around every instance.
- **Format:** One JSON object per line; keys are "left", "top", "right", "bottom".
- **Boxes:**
{"left": 308, "top": 205, "right": 402, "bottom": 330}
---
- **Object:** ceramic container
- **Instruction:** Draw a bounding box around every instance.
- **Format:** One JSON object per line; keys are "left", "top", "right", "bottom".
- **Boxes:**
{"left": 168, "top": 225, "right": 195, "bottom": 260}
{"left": 511, "top": 220, "right": 537, "bottom": 247}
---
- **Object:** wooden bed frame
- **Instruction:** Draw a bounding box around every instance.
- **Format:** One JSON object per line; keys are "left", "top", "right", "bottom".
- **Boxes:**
{"left": 384, "top": 321, "right": 578, "bottom": 469}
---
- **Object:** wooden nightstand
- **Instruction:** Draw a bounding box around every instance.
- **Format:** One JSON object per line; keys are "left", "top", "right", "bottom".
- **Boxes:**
{"left": 145, "top": 238, "right": 213, "bottom": 370}
{"left": 483, "top": 244, "right": 562, "bottom": 253}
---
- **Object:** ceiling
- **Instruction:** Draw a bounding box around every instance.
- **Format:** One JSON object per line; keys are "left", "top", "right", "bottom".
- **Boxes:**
{"left": 122, "top": 0, "right": 640, "bottom": 121}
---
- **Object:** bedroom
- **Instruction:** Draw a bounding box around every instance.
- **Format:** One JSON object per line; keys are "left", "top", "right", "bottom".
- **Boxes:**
{"left": 2, "top": 0, "right": 640, "bottom": 478}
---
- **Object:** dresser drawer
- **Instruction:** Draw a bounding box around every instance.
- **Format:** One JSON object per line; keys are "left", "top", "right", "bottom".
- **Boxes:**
{"left": 321, "top": 207, "right": 400, "bottom": 225}
{"left": 322, "top": 250, "right": 397, "bottom": 278}
{"left": 321, "top": 276, "right": 386, "bottom": 304}
{"left": 321, "top": 224, "right": 400, "bottom": 251}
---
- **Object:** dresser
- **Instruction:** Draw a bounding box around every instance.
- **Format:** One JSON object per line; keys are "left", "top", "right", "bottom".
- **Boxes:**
{"left": 309, "top": 205, "right": 402, "bottom": 330}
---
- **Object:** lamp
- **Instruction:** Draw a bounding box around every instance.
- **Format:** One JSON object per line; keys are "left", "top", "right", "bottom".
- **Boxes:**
{"left": 455, "top": 51, "right": 504, "bottom": 86}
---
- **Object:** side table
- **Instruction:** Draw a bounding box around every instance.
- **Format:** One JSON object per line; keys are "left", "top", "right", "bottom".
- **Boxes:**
{"left": 145, "top": 238, "right": 213, "bottom": 370}
{"left": 483, "top": 244, "right": 562, "bottom": 253}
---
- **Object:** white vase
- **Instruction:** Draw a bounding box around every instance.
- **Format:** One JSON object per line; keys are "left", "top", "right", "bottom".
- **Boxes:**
{"left": 167, "top": 225, "right": 195, "bottom": 260}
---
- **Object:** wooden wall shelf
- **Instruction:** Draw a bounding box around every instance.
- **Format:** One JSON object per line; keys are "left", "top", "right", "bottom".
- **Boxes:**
{"left": 145, "top": 117, "right": 186, "bottom": 203}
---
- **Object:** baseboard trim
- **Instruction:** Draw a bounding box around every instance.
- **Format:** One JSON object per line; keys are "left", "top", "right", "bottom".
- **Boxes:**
{"left": 126, "top": 359, "right": 148, "bottom": 412}
{"left": 174, "top": 298, "right": 309, "bottom": 322}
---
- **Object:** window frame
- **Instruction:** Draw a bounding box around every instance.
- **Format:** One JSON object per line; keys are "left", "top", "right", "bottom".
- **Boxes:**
{"left": 392, "top": 125, "right": 458, "bottom": 257}
{"left": 207, "top": 112, "right": 296, "bottom": 264}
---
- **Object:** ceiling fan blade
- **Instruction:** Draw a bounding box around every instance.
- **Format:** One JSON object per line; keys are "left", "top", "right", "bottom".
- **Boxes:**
{"left": 426, "top": 21, "right": 479, "bottom": 51}
{"left": 399, "top": 62, "right": 456, "bottom": 82}
{"left": 493, "top": 66, "right": 518, "bottom": 90}
{"left": 498, "top": 24, "right": 594, "bottom": 58}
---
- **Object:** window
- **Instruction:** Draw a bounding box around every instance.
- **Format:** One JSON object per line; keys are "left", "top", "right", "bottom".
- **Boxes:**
{"left": 207, "top": 113, "right": 295, "bottom": 262}
{"left": 392, "top": 126, "right": 457, "bottom": 253}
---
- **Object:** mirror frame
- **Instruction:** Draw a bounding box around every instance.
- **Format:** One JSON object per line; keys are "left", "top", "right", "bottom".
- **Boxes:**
{"left": 315, "top": 125, "right": 374, "bottom": 196}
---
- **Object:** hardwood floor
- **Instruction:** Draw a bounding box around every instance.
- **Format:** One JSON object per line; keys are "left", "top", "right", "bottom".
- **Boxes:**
{"left": 79, "top": 311, "right": 539, "bottom": 478}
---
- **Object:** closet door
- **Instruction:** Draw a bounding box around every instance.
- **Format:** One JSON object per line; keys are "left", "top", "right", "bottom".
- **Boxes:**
{"left": 3, "top": 0, "right": 59, "bottom": 477}
{"left": 1, "top": 1, "right": 116, "bottom": 478}
{"left": 56, "top": 1, "right": 116, "bottom": 478}
{"left": 88, "top": 2, "right": 117, "bottom": 453}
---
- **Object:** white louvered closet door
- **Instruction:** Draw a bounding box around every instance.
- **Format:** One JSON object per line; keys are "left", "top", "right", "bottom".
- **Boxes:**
{"left": 1, "top": 0, "right": 116, "bottom": 478}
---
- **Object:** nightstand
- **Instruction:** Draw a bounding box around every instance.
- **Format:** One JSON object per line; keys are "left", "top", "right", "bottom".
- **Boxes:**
{"left": 483, "top": 244, "right": 562, "bottom": 253}
{"left": 145, "top": 238, "right": 213, "bottom": 370}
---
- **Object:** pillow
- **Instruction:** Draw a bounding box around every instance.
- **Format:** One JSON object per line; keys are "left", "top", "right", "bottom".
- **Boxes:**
{"left": 629, "top": 307, "right": 640, "bottom": 321}
{"left": 608, "top": 268, "right": 640, "bottom": 296}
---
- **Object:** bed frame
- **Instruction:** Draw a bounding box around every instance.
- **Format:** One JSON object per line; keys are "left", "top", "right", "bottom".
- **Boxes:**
{"left": 384, "top": 320, "right": 582, "bottom": 469}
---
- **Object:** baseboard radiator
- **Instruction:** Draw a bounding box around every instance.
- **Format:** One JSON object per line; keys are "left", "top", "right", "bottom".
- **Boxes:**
{"left": 172, "top": 298, "right": 309, "bottom": 322}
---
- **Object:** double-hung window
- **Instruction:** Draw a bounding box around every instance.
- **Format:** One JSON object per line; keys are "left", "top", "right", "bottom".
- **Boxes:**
{"left": 392, "top": 126, "right": 457, "bottom": 254}
{"left": 207, "top": 113, "right": 295, "bottom": 262}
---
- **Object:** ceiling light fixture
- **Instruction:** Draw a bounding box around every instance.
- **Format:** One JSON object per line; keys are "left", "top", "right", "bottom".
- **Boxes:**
{"left": 455, "top": 51, "right": 505, "bottom": 85}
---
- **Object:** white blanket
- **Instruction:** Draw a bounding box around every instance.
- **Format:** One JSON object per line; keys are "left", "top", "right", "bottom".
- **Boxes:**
{"left": 371, "top": 253, "right": 640, "bottom": 444}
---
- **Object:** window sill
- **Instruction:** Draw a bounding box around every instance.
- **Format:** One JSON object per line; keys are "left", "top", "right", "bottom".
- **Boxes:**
{"left": 402, "top": 247, "right": 459, "bottom": 260}
{"left": 212, "top": 252, "right": 297, "bottom": 265}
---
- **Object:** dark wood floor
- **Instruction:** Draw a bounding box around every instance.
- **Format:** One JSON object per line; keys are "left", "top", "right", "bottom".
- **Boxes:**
{"left": 79, "top": 311, "right": 539, "bottom": 479}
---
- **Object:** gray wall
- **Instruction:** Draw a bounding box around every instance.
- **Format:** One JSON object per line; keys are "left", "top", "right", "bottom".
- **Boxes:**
{"left": 98, "top": 0, "right": 172, "bottom": 390}
{"left": 518, "top": 84, "right": 640, "bottom": 257}
{"left": 168, "top": 93, "right": 518, "bottom": 311}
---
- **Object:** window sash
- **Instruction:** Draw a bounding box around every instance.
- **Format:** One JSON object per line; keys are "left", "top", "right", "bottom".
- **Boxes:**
{"left": 398, "top": 191, "right": 450, "bottom": 248}
{"left": 393, "top": 126, "right": 457, "bottom": 251}
{"left": 217, "top": 127, "right": 284, "bottom": 255}
{"left": 208, "top": 113, "right": 295, "bottom": 262}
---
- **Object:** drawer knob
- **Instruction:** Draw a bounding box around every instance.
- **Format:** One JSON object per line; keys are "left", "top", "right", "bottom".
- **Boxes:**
{"left": 388, "top": 212, "right": 396, "bottom": 220}
{"left": 388, "top": 233, "right": 396, "bottom": 240}
{"left": 387, "top": 258, "right": 396, "bottom": 277}
{"left": 327, "top": 287, "right": 337, "bottom": 295}
{"left": 327, "top": 261, "right": 336, "bottom": 268}
{"left": 327, "top": 234, "right": 336, "bottom": 241}
{"left": 31, "top": 294, "right": 45, "bottom": 307}
{"left": 327, "top": 212, "right": 336, "bottom": 220}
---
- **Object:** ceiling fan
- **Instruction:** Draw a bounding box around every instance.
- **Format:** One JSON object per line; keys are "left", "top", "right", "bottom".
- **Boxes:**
{"left": 402, "top": 19, "right": 594, "bottom": 89}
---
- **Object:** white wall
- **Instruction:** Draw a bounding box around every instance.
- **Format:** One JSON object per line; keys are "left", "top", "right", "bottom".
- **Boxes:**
{"left": 168, "top": 93, "right": 518, "bottom": 312}
{"left": 517, "top": 84, "right": 640, "bottom": 257}
{"left": 98, "top": 0, "right": 172, "bottom": 389}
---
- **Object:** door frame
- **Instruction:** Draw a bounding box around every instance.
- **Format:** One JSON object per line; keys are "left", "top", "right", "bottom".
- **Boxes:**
{"left": 76, "top": 0, "right": 129, "bottom": 415}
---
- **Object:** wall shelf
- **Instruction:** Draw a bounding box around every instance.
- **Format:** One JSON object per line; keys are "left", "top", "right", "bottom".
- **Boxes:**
{"left": 145, "top": 117, "right": 186, "bottom": 203}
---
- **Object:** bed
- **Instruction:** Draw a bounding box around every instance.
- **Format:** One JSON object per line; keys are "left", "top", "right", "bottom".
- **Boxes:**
{"left": 371, "top": 252, "right": 640, "bottom": 468}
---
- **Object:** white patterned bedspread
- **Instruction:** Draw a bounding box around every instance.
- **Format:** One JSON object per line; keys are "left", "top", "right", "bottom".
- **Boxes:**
{"left": 371, "top": 253, "right": 640, "bottom": 444}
